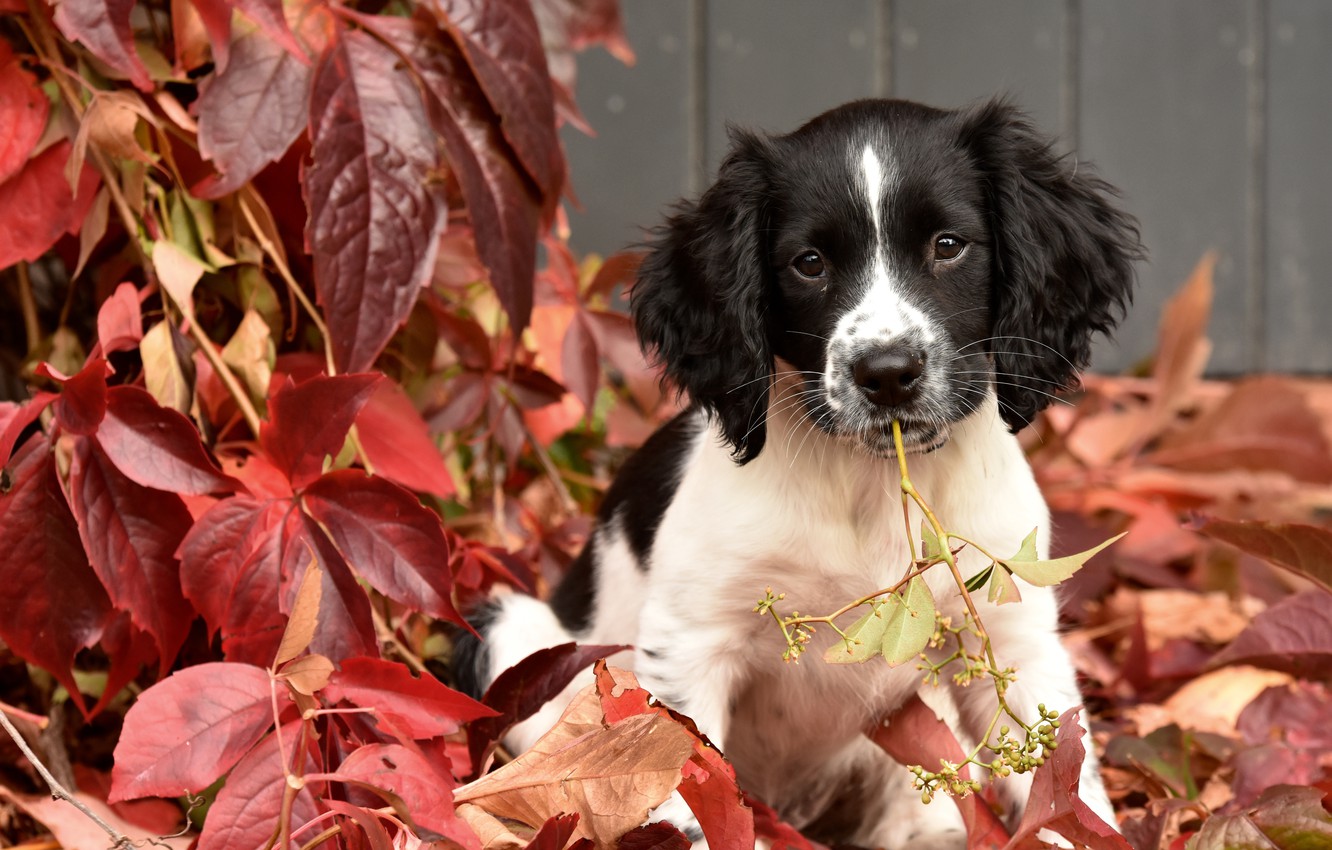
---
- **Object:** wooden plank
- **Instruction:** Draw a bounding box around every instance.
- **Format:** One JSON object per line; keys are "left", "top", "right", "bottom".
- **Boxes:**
{"left": 562, "top": 0, "right": 693, "bottom": 256}
{"left": 706, "top": 0, "right": 876, "bottom": 173}
{"left": 1079, "top": 0, "right": 1253, "bottom": 373}
{"left": 1265, "top": 0, "right": 1332, "bottom": 372}
{"left": 893, "top": 0, "right": 1065, "bottom": 138}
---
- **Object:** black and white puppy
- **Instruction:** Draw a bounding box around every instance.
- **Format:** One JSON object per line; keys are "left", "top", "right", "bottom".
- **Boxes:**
{"left": 458, "top": 98, "right": 1140, "bottom": 848}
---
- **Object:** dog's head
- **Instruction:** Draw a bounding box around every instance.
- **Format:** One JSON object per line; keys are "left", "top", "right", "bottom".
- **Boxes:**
{"left": 632, "top": 98, "right": 1142, "bottom": 463}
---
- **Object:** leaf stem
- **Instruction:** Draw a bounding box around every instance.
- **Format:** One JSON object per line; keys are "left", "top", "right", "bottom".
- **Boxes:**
{"left": 16, "top": 262, "right": 40, "bottom": 356}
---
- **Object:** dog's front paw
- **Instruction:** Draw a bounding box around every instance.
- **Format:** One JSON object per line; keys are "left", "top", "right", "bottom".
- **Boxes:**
{"left": 650, "top": 793, "right": 707, "bottom": 848}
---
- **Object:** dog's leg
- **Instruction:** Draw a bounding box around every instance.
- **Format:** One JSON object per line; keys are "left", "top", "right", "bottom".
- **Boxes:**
{"left": 946, "top": 592, "right": 1116, "bottom": 833}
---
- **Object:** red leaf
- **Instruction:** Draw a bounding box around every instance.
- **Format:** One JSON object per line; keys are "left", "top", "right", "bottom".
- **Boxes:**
{"left": 38, "top": 357, "right": 112, "bottom": 436}
{"left": 195, "top": 24, "right": 312, "bottom": 198}
{"left": 1194, "top": 517, "right": 1332, "bottom": 594}
{"left": 91, "top": 610, "right": 159, "bottom": 717}
{"left": 337, "top": 743, "right": 478, "bottom": 847}
{"left": 868, "top": 695, "right": 1010, "bottom": 850}
{"left": 301, "top": 470, "right": 465, "bottom": 626}
{"left": 306, "top": 29, "right": 447, "bottom": 373}
{"left": 616, "top": 822, "right": 691, "bottom": 850}
{"left": 98, "top": 386, "right": 237, "bottom": 494}
{"left": 51, "top": 0, "right": 152, "bottom": 90}
{"left": 325, "top": 656, "right": 496, "bottom": 740}
{"left": 0, "top": 392, "right": 55, "bottom": 465}
{"left": 1237, "top": 681, "right": 1332, "bottom": 751}
{"left": 95, "top": 283, "right": 143, "bottom": 354}
{"left": 467, "top": 642, "right": 629, "bottom": 774}
{"left": 428, "top": 0, "right": 561, "bottom": 207}
{"left": 1211, "top": 590, "right": 1332, "bottom": 678}
{"left": 1003, "top": 708, "right": 1131, "bottom": 850}
{"left": 196, "top": 722, "right": 320, "bottom": 850}
{"left": 0, "top": 436, "right": 111, "bottom": 717}
{"left": 109, "top": 662, "right": 273, "bottom": 801}
{"left": 179, "top": 496, "right": 289, "bottom": 641}
{"left": 67, "top": 437, "right": 195, "bottom": 666}
{"left": 0, "top": 56, "right": 50, "bottom": 185}
{"left": 0, "top": 140, "right": 101, "bottom": 269}
{"left": 381, "top": 14, "right": 540, "bottom": 333}
{"left": 748, "top": 796, "right": 830, "bottom": 850}
{"left": 232, "top": 0, "right": 306, "bottom": 58}
{"left": 561, "top": 310, "right": 599, "bottom": 411}
{"left": 260, "top": 373, "right": 379, "bottom": 489}
{"left": 527, "top": 813, "right": 582, "bottom": 850}
{"left": 287, "top": 509, "right": 378, "bottom": 663}
{"left": 354, "top": 380, "right": 455, "bottom": 498}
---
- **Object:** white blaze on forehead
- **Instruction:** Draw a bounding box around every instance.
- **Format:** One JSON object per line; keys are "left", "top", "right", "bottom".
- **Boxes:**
{"left": 859, "top": 143, "right": 885, "bottom": 241}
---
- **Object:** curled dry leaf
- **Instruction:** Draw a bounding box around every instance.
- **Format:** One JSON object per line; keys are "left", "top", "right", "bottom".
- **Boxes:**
{"left": 273, "top": 551, "right": 321, "bottom": 668}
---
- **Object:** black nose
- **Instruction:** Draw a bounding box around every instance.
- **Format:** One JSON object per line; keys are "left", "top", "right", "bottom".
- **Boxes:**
{"left": 852, "top": 347, "right": 927, "bottom": 407}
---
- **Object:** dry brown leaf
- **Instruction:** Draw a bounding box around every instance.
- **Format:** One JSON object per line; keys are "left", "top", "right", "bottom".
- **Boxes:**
{"left": 140, "top": 321, "right": 190, "bottom": 413}
{"left": 221, "top": 308, "right": 275, "bottom": 408}
{"left": 1106, "top": 589, "right": 1263, "bottom": 650}
{"left": 456, "top": 803, "right": 529, "bottom": 850}
{"left": 277, "top": 654, "right": 334, "bottom": 696}
{"left": 0, "top": 786, "right": 191, "bottom": 850}
{"left": 273, "top": 553, "right": 322, "bottom": 668}
{"left": 1150, "top": 253, "right": 1215, "bottom": 427}
{"left": 1157, "top": 666, "right": 1293, "bottom": 737}
{"left": 454, "top": 711, "right": 693, "bottom": 846}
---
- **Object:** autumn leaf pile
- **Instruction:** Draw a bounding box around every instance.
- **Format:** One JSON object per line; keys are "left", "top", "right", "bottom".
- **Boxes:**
{"left": 0, "top": 0, "right": 1331, "bottom": 847}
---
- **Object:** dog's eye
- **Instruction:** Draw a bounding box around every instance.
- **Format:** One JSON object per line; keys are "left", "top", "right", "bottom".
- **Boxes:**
{"left": 792, "top": 251, "right": 826, "bottom": 279}
{"left": 934, "top": 235, "right": 966, "bottom": 261}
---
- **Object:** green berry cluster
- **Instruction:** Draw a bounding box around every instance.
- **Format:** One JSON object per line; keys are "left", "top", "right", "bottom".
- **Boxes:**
{"left": 910, "top": 705, "right": 1064, "bottom": 802}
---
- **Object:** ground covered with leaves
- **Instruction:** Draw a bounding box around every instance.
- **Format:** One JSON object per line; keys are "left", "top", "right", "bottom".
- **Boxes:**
{"left": 0, "top": 0, "right": 1331, "bottom": 848}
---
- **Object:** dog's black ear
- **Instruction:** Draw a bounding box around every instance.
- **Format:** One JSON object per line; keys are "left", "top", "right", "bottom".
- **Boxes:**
{"left": 632, "top": 129, "right": 775, "bottom": 463}
{"left": 960, "top": 99, "right": 1143, "bottom": 431}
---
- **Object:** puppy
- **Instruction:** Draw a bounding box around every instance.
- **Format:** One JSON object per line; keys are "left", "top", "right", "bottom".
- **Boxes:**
{"left": 457, "top": 97, "right": 1140, "bottom": 848}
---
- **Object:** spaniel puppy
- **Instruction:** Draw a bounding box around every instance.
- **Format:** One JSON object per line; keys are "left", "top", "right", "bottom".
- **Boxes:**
{"left": 457, "top": 98, "right": 1140, "bottom": 848}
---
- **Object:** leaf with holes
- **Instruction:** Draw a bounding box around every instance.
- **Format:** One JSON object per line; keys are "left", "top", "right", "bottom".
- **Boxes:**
{"left": 0, "top": 437, "right": 112, "bottom": 718}
{"left": 109, "top": 662, "right": 274, "bottom": 801}
{"left": 306, "top": 29, "right": 447, "bottom": 373}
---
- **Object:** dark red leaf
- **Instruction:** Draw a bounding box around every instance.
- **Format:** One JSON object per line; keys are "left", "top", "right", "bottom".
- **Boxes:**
{"left": 527, "top": 813, "right": 581, "bottom": 850}
{"left": 38, "top": 357, "right": 112, "bottom": 436}
{"left": 196, "top": 721, "right": 320, "bottom": 850}
{"left": 0, "top": 392, "right": 55, "bottom": 465}
{"left": 260, "top": 373, "right": 379, "bottom": 489}
{"left": 195, "top": 24, "right": 312, "bottom": 198}
{"left": 98, "top": 386, "right": 237, "bottom": 494}
{"left": 868, "top": 695, "right": 1010, "bottom": 850}
{"left": 0, "top": 140, "right": 101, "bottom": 270}
{"left": 0, "top": 436, "right": 111, "bottom": 718}
{"left": 51, "top": 0, "right": 152, "bottom": 90}
{"left": 325, "top": 656, "right": 497, "bottom": 740}
{"left": 354, "top": 380, "right": 455, "bottom": 498}
{"left": 301, "top": 470, "right": 464, "bottom": 626}
{"left": 380, "top": 14, "right": 540, "bottom": 333}
{"left": 1194, "top": 517, "right": 1332, "bottom": 594}
{"left": 1211, "top": 590, "right": 1332, "bottom": 678}
{"left": 95, "top": 283, "right": 143, "bottom": 355}
{"left": 616, "top": 822, "right": 690, "bottom": 850}
{"left": 306, "top": 29, "right": 447, "bottom": 373}
{"left": 184, "top": 0, "right": 233, "bottom": 70}
{"left": 179, "top": 496, "right": 290, "bottom": 640}
{"left": 109, "top": 662, "right": 273, "bottom": 801}
{"left": 531, "top": 0, "right": 633, "bottom": 129}
{"left": 562, "top": 310, "right": 599, "bottom": 411}
{"left": 67, "top": 437, "right": 195, "bottom": 667}
{"left": 1238, "top": 681, "right": 1332, "bottom": 751}
{"left": 1004, "top": 708, "right": 1131, "bottom": 850}
{"left": 468, "top": 642, "right": 628, "bottom": 774}
{"left": 0, "top": 56, "right": 50, "bottom": 185}
{"left": 286, "top": 509, "right": 378, "bottom": 663}
{"left": 337, "top": 743, "right": 478, "bottom": 847}
{"left": 426, "top": 0, "right": 561, "bottom": 206}
{"left": 91, "top": 611, "right": 158, "bottom": 717}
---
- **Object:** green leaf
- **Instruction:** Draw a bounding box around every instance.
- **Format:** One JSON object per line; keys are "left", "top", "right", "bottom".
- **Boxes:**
{"left": 1007, "top": 527, "right": 1040, "bottom": 562}
{"left": 1000, "top": 533, "right": 1126, "bottom": 587}
{"left": 880, "top": 576, "right": 937, "bottom": 667}
{"left": 964, "top": 565, "right": 993, "bottom": 594}
{"left": 824, "top": 602, "right": 889, "bottom": 664}
{"left": 987, "top": 565, "right": 1022, "bottom": 605}
{"left": 921, "top": 521, "right": 942, "bottom": 560}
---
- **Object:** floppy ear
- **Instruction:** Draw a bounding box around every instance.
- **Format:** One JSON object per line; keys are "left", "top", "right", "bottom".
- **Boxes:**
{"left": 631, "top": 130, "right": 775, "bottom": 463}
{"left": 960, "top": 99, "right": 1143, "bottom": 431}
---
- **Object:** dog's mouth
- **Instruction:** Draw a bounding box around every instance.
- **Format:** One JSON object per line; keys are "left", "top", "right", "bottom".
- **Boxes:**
{"left": 855, "top": 419, "right": 949, "bottom": 457}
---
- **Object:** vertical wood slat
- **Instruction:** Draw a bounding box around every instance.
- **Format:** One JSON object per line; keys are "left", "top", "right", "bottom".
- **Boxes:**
{"left": 561, "top": 0, "right": 693, "bottom": 255}
{"left": 1079, "top": 0, "right": 1254, "bottom": 373}
{"left": 1264, "top": 0, "right": 1332, "bottom": 373}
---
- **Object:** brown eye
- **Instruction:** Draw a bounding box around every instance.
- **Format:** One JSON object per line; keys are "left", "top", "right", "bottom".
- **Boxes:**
{"left": 793, "top": 251, "right": 826, "bottom": 279}
{"left": 934, "top": 235, "right": 965, "bottom": 261}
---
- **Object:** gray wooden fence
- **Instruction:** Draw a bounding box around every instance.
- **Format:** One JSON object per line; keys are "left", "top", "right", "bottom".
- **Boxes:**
{"left": 561, "top": 0, "right": 1332, "bottom": 374}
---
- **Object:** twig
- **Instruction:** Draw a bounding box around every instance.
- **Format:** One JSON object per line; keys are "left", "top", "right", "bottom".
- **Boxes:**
{"left": 16, "top": 262, "right": 40, "bottom": 356}
{"left": 0, "top": 710, "right": 131, "bottom": 850}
